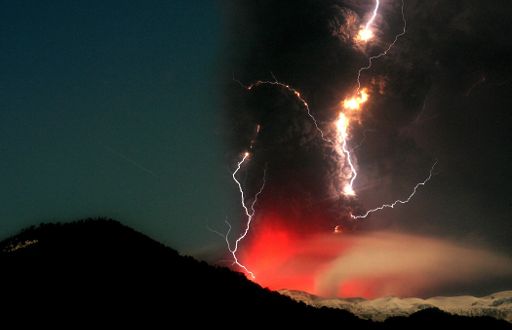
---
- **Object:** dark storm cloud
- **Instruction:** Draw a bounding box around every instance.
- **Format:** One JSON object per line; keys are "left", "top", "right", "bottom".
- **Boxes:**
{"left": 223, "top": 0, "right": 512, "bottom": 254}
{"left": 379, "top": 0, "right": 512, "bottom": 241}
{"left": 223, "top": 0, "right": 429, "bottom": 230}
{"left": 223, "top": 0, "right": 350, "bottom": 231}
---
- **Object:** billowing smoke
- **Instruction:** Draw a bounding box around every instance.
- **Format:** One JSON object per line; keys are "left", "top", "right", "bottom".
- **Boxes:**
{"left": 317, "top": 231, "right": 512, "bottom": 297}
{"left": 239, "top": 222, "right": 512, "bottom": 298}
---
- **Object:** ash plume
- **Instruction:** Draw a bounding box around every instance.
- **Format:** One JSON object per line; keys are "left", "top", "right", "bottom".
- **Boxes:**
{"left": 223, "top": 0, "right": 430, "bottom": 232}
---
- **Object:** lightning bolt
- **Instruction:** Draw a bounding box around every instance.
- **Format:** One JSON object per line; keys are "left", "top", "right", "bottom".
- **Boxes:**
{"left": 356, "top": 0, "right": 407, "bottom": 92}
{"left": 342, "top": 133, "right": 357, "bottom": 196}
{"left": 338, "top": 0, "right": 408, "bottom": 197}
{"left": 235, "top": 75, "right": 362, "bottom": 198}
{"left": 337, "top": 0, "right": 437, "bottom": 224}
{"left": 364, "top": 0, "right": 380, "bottom": 32}
{"left": 350, "top": 160, "right": 437, "bottom": 219}
{"left": 234, "top": 75, "right": 332, "bottom": 144}
{"left": 224, "top": 152, "right": 267, "bottom": 278}
{"left": 335, "top": 113, "right": 358, "bottom": 196}
{"left": 357, "top": 0, "right": 381, "bottom": 42}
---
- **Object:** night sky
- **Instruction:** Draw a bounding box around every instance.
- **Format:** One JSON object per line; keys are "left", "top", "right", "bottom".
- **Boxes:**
{"left": 0, "top": 0, "right": 231, "bottom": 253}
{"left": 1, "top": 0, "right": 512, "bottom": 296}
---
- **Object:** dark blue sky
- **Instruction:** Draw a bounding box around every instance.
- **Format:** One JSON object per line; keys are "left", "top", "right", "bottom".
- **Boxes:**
{"left": 0, "top": 1, "right": 231, "bottom": 252}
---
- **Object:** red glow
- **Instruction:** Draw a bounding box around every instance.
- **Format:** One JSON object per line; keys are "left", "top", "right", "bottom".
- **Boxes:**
{"left": 239, "top": 221, "right": 418, "bottom": 299}
{"left": 234, "top": 217, "right": 511, "bottom": 299}
{"left": 339, "top": 278, "right": 377, "bottom": 298}
{"left": 239, "top": 213, "right": 374, "bottom": 298}
{"left": 241, "top": 220, "right": 316, "bottom": 294}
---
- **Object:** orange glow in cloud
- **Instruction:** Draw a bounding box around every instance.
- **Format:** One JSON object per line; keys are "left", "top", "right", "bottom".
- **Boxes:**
{"left": 342, "top": 88, "right": 369, "bottom": 112}
{"left": 356, "top": 0, "right": 379, "bottom": 44}
{"left": 334, "top": 88, "right": 370, "bottom": 198}
{"left": 357, "top": 28, "right": 374, "bottom": 42}
{"left": 335, "top": 112, "right": 349, "bottom": 136}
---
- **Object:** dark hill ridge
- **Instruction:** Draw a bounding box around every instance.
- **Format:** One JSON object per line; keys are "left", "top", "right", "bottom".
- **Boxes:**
{"left": 0, "top": 218, "right": 510, "bottom": 329}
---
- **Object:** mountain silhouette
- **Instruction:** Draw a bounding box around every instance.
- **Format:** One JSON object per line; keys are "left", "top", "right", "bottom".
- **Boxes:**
{"left": 0, "top": 218, "right": 510, "bottom": 329}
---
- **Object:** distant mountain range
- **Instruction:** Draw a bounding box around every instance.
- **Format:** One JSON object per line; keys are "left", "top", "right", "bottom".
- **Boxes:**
{"left": 281, "top": 289, "right": 512, "bottom": 323}
{"left": 0, "top": 218, "right": 510, "bottom": 328}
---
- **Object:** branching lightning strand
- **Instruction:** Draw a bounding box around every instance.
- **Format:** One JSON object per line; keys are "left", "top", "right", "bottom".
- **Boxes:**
{"left": 364, "top": 0, "right": 380, "bottom": 31}
{"left": 356, "top": 0, "right": 407, "bottom": 92}
{"left": 351, "top": 160, "right": 437, "bottom": 219}
{"left": 234, "top": 76, "right": 332, "bottom": 144}
{"left": 225, "top": 153, "right": 267, "bottom": 278}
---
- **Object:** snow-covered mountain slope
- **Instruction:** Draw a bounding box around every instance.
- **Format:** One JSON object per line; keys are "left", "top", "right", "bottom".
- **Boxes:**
{"left": 280, "top": 290, "right": 512, "bottom": 323}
